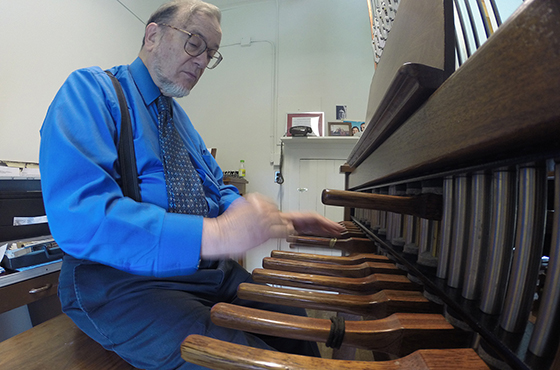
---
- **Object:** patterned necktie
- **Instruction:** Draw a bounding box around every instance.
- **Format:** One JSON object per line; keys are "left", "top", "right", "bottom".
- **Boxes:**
{"left": 157, "top": 96, "right": 208, "bottom": 216}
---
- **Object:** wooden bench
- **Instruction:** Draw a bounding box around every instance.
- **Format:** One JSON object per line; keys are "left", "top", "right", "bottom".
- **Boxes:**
{"left": 0, "top": 314, "right": 137, "bottom": 370}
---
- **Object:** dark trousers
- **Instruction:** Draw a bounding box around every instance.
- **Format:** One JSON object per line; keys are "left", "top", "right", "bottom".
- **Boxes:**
{"left": 58, "top": 256, "right": 320, "bottom": 369}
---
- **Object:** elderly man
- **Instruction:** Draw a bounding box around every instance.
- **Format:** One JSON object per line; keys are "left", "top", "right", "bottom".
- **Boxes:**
{"left": 39, "top": 0, "right": 343, "bottom": 369}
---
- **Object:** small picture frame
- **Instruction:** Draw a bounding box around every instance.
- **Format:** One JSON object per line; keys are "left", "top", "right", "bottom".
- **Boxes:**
{"left": 336, "top": 105, "right": 347, "bottom": 120}
{"left": 328, "top": 122, "right": 352, "bottom": 136}
{"left": 287, "top": 112, "right": 324, "bottom": 136}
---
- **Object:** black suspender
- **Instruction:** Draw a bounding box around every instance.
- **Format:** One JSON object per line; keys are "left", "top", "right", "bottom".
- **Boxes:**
{"left": 105, "top": 71, "right": 141, "bottom": 202}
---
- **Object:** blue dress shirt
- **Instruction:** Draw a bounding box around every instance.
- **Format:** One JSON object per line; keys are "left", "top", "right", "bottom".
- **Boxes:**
{"left": 39, "top": 57, "right": 240, "bottom": 277}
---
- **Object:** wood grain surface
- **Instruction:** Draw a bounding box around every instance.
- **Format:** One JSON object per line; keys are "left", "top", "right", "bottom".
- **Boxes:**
{"left": 252, "top": 268, "right": 421, "bottom": 294}
{"left": 237, "top": 283, "right": 440, "bottom": 318}
{"left": 0, "top": 314, "right": 136, "bottom": 370}
{"left": 181, "top": 337, "right": 491, "bottom": 370}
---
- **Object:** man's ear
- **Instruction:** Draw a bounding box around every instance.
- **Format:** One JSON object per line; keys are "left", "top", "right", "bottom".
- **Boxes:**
{"left": 143, "top": 22, "right": 160, "bottom": 51}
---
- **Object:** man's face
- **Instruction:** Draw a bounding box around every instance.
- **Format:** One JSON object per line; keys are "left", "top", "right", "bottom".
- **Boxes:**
{"left": 151, "top": 13, "right": 222, "bottom": 97}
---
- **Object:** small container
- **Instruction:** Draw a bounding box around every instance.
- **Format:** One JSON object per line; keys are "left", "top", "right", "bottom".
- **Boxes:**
{"left": 239, "top": 160, "right": 246, "bottom": 177}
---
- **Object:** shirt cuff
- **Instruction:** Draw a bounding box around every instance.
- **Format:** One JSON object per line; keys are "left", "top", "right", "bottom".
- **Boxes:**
{"left": 156, "top": 212, "right": 204, "bottom": 277}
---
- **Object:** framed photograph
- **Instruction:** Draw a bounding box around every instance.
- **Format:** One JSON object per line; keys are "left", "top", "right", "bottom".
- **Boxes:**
{"left": 328, "top": 122, "right": 352, "bottom": 136}
{"left": 287, "top": 112, "right": 324, "bottom": 136}
{"left": 336, "top": 105, "right": 347, "bottom": 120}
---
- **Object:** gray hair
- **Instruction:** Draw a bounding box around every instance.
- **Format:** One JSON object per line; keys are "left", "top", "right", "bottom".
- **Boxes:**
{"left": 142, "top": 0, "right": 221, "bottom": 46}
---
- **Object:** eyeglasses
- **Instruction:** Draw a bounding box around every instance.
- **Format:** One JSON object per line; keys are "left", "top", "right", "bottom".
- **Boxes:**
{"left": 159, "top": 23, "right": 223, "bottom": 69}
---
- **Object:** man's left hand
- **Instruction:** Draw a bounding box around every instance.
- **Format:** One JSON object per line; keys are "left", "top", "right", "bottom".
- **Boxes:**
{"left": 281, "top": 212, "right": 345, "bottom": 238}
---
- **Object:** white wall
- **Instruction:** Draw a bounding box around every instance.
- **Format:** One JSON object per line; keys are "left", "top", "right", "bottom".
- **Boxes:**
{"left": 1, "top": 0, "right": 372, "bottom": 162}
{"left": 1, "top": 0, "right": 373, "bottom": 271}
{"left": 0, "top": 0, "right": 153, "bottom": 162}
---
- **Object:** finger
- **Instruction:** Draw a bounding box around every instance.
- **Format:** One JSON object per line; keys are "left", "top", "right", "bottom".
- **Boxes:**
{"left": 285, "top": 220, "right": 295, "bottom": 236}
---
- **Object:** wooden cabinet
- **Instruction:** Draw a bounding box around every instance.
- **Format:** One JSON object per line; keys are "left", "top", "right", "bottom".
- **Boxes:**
{"left": 223, "top": 177, "right": 248, "bottom": 196}
{"left": 0, "top": 262, "right": 62, "bottom": 316}
{"left": 0, "top": 271, "right": 59, "bottom": 315}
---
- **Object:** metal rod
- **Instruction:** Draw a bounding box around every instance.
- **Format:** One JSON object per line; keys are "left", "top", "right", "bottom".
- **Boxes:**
{"left": 386, "top": 186, "right": 396, "bottom": 243}
{"left": 479, "top": 167, "right": 518, "bottom": 315}
{"left": 529, "top": 161, "right": 560, "bottom": 356}
{"left": 487, "top": 0, "right": 502, "bottom": 26}
{"left": 355, "top": 208, "right": 362, "bottom": 224}
{"left": 371, "top": 189, "right": 381, "bottom": 231}
{"left": 419, "top": 180, "right": 442, "bottom": 268}
{"left": 391, "top": 185, "right": 406, "bottom": 247}
{"left": 447, "top": 174, "right": 471, "bottom": 289}
{"left": 453, "top": 17, "right": 466, "bottom": 66}
{"left": 454, "top": 0, "right": 473, "bottom": 57}
{"left": 476, "top": 0, "right": 493, "bottom": 37}
{"left": 403, "top": 214, "right": 417, "bottom": 253}
{"left": 462, "top": 171, "right": 491, "bottom": 300}
{"left": 464, "top": 0, "right": 481, "bottom": 49}
{"left": 378, "top": 187, "right": 388, "bottom": 236}
{"left": 403, "top": 183, "right": 421, "bottom": 255}
{"left": 500, "top": 163, "right": 547, "bottom": 333}
{"left": 418, "top": 218, "right": 431, "bottom": 256}
{"left": 431, "top": 220, "right": 441, "bottom": 258}
{"left": 365, "top": 208, "right": 372, "bottom": 228}
{"left": 437, "top": 176, "right": 454, "bottom": 279}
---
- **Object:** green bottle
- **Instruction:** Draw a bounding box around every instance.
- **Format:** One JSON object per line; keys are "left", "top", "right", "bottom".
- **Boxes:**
{"left": 239, "top": 160, "right": 246, "bottom": 177}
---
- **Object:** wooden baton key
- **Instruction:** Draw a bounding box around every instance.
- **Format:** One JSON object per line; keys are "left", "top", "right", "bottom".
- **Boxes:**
{"left": 271, "top": 250, "right": 391, "bottom": 264}
{"left": 182, "top": 335, "right": 490, "bottom": 370}
{"left": 251, "top": 268, "right": 421, "bottom": 294}
{"left": 287, "top": 236, "right": 375, "bottom": 253}
{"left": 237, "top": 283, "right": 441, "bottom": 318}
{"left": 322, "top": 189, "right": 443, "bottom": 220}
{"left": 210, "top": 304, "right": 470, "bottom": 357}
{"left": 262, "top": 257, "right": 406, "bottom": 278}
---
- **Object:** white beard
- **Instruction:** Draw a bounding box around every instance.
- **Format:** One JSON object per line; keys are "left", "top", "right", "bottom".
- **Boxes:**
{"left": 154, "top": 64, "right": 191, "bottom": 98}
{"left": 160, "top": 80, "right": 191, "bottom": 98}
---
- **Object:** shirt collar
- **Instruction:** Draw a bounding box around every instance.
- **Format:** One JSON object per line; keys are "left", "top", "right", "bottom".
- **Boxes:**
{"left": 129, "top": 57, "right": 161, "bottom": 107}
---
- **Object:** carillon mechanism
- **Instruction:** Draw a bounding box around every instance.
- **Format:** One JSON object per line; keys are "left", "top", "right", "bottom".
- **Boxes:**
{"left": 333, "top": 0, "right": 560, "bottom": 367}
{"left": 343, "top": 159, "right": 557, "bottom": 369}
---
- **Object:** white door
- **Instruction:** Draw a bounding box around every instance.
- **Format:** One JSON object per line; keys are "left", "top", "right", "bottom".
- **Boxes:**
{"left": 294, "top": 159, "right": 346, "bottom": 255}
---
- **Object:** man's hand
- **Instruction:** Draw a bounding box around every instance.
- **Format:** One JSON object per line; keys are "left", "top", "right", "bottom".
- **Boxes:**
{"left": 200, "top": 194, "right": 345, "bottom": 259}
{"left": 281, "top": 211, "right": 345, "bottom": 237}
{"left": 201, "top": 194, "right": 292, "bottom": 258}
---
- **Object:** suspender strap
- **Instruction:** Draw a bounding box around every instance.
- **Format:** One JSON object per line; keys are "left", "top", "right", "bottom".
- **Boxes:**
{"left": 105, "top": 70, "right": 142, "bottom": 202}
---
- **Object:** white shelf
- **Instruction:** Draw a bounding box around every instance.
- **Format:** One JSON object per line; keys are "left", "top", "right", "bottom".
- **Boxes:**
{"left": 281, "top": 136, "right": 359, "bottom": 147}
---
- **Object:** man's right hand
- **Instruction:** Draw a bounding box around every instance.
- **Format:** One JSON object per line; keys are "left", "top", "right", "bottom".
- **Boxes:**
{"left": 200, "top": 194, "right": 292, "bottom": 258}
